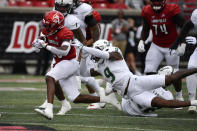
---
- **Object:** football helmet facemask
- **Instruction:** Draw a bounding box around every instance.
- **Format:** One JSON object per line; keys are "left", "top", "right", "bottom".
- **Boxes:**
{"left": 42, "top": 10, "right": 64, "bottom": 36}
{"left": 55, "top": 0, "right": 74, "bottom": 15}
{"left": 150, "top": 0, "right": 166, "bottom": 12}
{"left": 91, "top": 39, "right": 112, "bottom": 63}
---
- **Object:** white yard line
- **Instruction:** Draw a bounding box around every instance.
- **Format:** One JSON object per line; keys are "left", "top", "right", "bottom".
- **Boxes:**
{"left": 1, "top": 112, "right": 197, "bottom": 121}
{"left": 1, "top": 121, "right": 170, "bottom": 131}
{"left": 0, "top": 87, "right": 45, "bottom": 91}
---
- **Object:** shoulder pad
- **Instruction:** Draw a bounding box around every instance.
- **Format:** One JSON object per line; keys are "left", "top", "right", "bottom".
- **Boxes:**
{"left": 58, "top": 27, "right": 73, "bottom": 40}
{"left": 76, "top": 3, "right": 93, "bottom": 17}
{"left": 191, "top": 9, "right": 197, "bottom": 26}
{"left": 64, "top": 14, "right": 80, "bottom": 30}
{"left": 141, "top": 5, "right": 152, "bottom": 17}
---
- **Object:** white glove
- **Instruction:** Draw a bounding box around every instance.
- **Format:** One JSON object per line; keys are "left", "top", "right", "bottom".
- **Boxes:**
{"left": 138, "top": 40, "right": 145, "bottom": 53}
{"left": 176, "top": 43, "right": 186, "bottom": 56}
{"left": 34, "top": 47, "right": 40, "bottom": 53}
{"left": 185, "top": 36, "right": 197, "bottom": 45}
{"left": 32, "top": 39, "right": 45, "bottom": 49}
{"left": 71, "top": 39, "right": 84, "bottom": 50}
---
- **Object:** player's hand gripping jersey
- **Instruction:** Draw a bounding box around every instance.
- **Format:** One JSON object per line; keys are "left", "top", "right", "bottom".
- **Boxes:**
{"left": 141, "top": 4, "right": 180, "bottom": 48}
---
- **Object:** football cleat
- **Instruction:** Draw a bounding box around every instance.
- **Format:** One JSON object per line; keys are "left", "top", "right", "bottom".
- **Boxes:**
{"left": 34, "top": 108, "right": 53, "bottom": 120}
{"left": 101, "top": 92, "right": 122, "bottom": 111}
{"left": 87, "top": 103, "right": 101, "bottom": 110}
{"left": 57, "top": 101, "right": 72, "bottom": 115}
{"left": 175, "top": 96, "right": 184, "bottom": 110}
{"left": 37, "top": 100, "right": 47, "bottom": 110}
{"left": 188, "top": 106, "right": 197, "bottom": 113}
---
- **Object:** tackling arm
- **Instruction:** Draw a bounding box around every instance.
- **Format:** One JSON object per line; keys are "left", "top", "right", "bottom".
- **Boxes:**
{"left": 82, "top": 46, "right": 122, "bottom": 60}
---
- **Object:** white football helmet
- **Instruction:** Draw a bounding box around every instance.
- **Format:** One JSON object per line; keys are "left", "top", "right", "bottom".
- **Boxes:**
{"left": 158, "top": 66, "right": 174, "bottom": 75}
{"left": 55, "top": 0, "right": 74, "bottom": 15}
{"left": 91, "top": 39, "right": 112, "bottom": 63}
{"left": 93, "top": 39, "right": 112, "bottom": 51}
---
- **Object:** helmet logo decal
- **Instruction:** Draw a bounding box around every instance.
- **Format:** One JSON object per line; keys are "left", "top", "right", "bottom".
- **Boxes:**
{"left": 53, "top": 13, "right": 61, "bottom": 24}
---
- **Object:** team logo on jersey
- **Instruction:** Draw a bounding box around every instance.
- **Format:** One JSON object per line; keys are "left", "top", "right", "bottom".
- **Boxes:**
{"left": 161, "top": 14, "right": 165, "bottom": 17}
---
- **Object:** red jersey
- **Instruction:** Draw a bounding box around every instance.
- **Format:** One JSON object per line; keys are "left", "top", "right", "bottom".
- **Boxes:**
{"left": 141, "top": 4, "right": 180, "bottom": 48}
{"left": 86, "top": 10, "right": 101, "bottom": 41}
{"left": 43, "top": 27, "right": 76, "bottom": 65}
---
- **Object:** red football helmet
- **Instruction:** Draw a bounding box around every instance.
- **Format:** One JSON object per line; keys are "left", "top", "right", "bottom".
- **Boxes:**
{"left": 150, "top": 0, "right": 166, "bottom": 12}
{"left": 42, "top": 10, "right": 64, "bottom": 35}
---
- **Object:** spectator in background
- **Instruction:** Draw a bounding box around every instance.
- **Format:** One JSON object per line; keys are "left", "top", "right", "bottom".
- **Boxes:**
{"left": 111, "top": 9, "right": 129, "bottom": 56}
{"left": 136, "top": 23, "right": 152, "bottom": 73}
{"left": 125, "top": 0, "right": 144, "bottom": 10}
{"left": 0, "top": 0, "right": 7, "bottom": 7}
{"left": 125, "top": 18, "right": 141, "bottom": 75}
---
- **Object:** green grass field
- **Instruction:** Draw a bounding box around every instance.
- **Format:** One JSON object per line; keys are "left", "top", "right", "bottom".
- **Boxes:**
{"left": 0, "top": 74, "right": 197, "bottom": 131}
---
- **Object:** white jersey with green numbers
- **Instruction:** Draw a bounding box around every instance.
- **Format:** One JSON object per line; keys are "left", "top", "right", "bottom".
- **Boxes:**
{"left": 97, "top": 47, "right": 133, "bottom": 96}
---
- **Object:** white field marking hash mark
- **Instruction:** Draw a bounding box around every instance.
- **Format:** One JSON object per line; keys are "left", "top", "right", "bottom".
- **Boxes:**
{"left": 1, "top": 112, "right": 197, "bottom": 121}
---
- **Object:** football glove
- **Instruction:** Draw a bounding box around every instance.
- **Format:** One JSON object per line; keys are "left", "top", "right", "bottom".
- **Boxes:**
{"left": 176, "top": 43, "right": 186, "bottom": 56}
{"left": 71, "top": 39, "right": 84, "bottom": 50}
{"left": 32, "top": 39, "right": 45, "bottom": 49}
{"left": 138, "top": 40, "right": 145, "bottom": 53}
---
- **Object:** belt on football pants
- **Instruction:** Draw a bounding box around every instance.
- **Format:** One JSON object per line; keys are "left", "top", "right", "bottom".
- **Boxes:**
{"left": 124, "top": 78, "right": 130, "bottom": 96}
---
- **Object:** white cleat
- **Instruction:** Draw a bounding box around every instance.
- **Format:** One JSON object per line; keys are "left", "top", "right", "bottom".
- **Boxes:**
{"left": 57, "top": 101, "right": 72, "bottom": 115}
{"left": 34, "top": 108, "right": 53, "bottom": 120}
{"left": 175, "top": 97, "right": 184, "bottom": 110}
{"left": 103, "top": 92, "right": 122, "bottom": 111}
{"left": 188, "top": 106, "right": 197, "bottom": 113}
{"left": 87, "top": 103, "right": 101, "bottom": 110}
{"left": 87, "top": 102, "right": 106, "bottom": 110}
{"left": 38, "top": 100, "right": 48, "bottom": 109}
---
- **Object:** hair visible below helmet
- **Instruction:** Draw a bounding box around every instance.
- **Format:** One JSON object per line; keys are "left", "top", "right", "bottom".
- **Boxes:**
{"left": 55, "top": 0, "right": 74, "bottom": 15}
{"left": 150, "top": 0, "right": 166, "bottom": 12}
{"left": 42, "top": 10, "right": 64, "bottom": 35}
{"left": 93, "top": 39, "right": 112, "bottom": 51}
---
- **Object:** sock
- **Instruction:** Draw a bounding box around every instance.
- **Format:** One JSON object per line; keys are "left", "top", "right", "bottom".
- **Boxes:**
{"left": 47, "top": 103, "right": 53, "bottom": 110}
{"left": 176, "top": 91, "right": 183, "bottom": 98}
{"left": 191, "top": 100, "right": 197, "bottom": 106}
{"left": 186, "top": 74, "right": 197, "bottom": 101}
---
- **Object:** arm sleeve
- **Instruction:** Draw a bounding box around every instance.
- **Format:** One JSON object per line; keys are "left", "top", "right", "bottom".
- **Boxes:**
{"left": 46, "top": 41, "right": 71, "bottom": 56}
{"left": 83, "top": 46, "right": 110, "bottom": 59}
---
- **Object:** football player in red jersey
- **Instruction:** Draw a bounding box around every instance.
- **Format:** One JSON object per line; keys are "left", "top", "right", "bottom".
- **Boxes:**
{"left": 137, "top": 0, "right": 186, "bottom": 102}
{"left": 32, "top": 11, "right": 121, "bottom": 120}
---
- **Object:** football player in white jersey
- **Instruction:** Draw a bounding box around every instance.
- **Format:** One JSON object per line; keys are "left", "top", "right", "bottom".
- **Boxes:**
{"left": 121, "top": 66, "right": 174, "bottom": 117}
{"left": 73, "top": 39, "right": 197, "bottom": 116}
{"left": 170, "top": 9, "right": 197, "bottom": 113}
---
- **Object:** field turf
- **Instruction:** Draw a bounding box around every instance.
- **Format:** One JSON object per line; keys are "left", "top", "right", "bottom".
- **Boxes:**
{"left": 0, "top": 74, "right": 197, "bottom": 131}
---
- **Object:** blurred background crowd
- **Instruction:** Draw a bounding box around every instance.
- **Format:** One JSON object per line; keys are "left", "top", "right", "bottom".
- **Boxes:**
{"left": 0, "top": 0, "right": 196, "bottom": 75}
